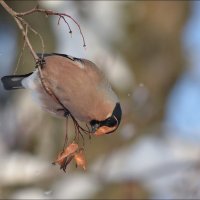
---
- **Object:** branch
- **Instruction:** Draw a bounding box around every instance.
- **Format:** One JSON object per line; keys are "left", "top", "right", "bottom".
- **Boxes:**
{"left": 0, "top": 0, "right": 86, "bottom": 63}
{"left": 14, "top": 17, "right": 39, "bottom": 60}
{"left": 0, "top": 1, "right": 39, "bottom": 61}
{"left": 16, "top": 7, "right": 86, "bottom": 47}
{"left": 14, "top": 24, "right": 27, "bottom": 74}
{"left": 0, "top": 0, "right": 17, "bottom": 16}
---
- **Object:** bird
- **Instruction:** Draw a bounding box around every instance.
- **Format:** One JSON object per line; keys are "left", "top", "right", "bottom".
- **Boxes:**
{"left": 1, "top": 53, "right": 122, "bottom": 136}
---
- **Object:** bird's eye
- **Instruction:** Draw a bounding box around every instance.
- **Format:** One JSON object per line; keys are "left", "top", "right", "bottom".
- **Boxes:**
{"left": 90, "top": 120, "right": 98, "bottom": 126}
{"left": 90, "top": 120, "right": 100, "bottom": 132}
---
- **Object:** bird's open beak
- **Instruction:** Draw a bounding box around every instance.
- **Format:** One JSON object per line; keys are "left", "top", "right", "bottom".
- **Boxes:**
{"left": 94, "top": 125, "right": 118, "bottom": 136}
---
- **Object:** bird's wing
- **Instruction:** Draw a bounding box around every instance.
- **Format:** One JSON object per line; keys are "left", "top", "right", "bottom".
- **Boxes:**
{"left": 37, "top": 53, "right": 82, "bottom": 63}
{"left": 41, "top": 55, "right": 116, "bottom": 121}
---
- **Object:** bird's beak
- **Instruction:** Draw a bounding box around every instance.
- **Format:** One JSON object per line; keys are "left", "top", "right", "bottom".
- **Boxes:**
{"left": 94, "top": 125, "right": 118, "bottom": 136}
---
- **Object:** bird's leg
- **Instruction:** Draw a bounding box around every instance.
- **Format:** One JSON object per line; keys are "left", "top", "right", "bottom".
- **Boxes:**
{"left": 35, "top": 57, "right": 46, "bottom": 68}
{"left": 64, "top": 110, "right": 70, "bottom": 118}
{"left": 56, "top": 108, "right": 70, "bottom": 117}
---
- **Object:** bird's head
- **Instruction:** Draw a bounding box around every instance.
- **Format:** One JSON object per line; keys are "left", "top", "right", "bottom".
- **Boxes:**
{"left": 90, "top": 103, "right": 122, "bottom": 136}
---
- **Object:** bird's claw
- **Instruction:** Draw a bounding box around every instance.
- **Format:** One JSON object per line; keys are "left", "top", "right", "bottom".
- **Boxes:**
{"left": 36, "top": 57, "right": 46, "bottom": 68}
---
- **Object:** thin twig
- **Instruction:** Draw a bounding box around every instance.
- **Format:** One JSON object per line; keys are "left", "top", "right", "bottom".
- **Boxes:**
{"left": 62, "top": 117, "right": 69, "bottom": 152}
{"left": 58, "top": 16, "right": 72, "bottom": 35}
{"left": 14, "top": 25, "right": 28, "bottom": 74}
{"left": 14, "top": 17, "right": 39, "bottom": 61}
{"left": 0, "top": 0, "right": 39, "bottom": 61}
{"left": 18, "top": 17, "right": 45, "bottom": 57}
{"left": 0, "top": 0, "right": 86, "bottom": 63}
{"left": 0, "top": 0, "right": 17, "bottom": 16}
{"left": 16, "top": 7, "right": 86, "bottom": 47}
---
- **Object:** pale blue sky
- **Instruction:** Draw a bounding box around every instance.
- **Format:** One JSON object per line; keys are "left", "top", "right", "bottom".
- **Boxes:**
{"left": 165, "top": 1, "right": 200, "bottom": 140}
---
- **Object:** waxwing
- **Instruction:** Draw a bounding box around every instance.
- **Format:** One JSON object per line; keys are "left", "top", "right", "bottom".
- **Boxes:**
{"left": 1, "top": 53, "right": 122, "bottom": 135}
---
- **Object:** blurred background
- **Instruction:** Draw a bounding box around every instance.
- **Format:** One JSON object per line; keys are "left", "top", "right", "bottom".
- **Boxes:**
{"left": 0, "top": 1, "right": 200, "bottom": 199}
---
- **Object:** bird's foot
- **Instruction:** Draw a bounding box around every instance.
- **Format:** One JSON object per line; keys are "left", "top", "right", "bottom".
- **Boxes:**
{"left": 56, "top": 108, "right": 70, "bottom": 118}
{"left": 36, "top": 57, "right": 46, "bottom": 68}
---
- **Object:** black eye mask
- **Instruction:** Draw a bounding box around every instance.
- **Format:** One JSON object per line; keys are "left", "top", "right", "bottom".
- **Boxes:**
{"left": 90, "top": 103, "right": 122, "bottom": 132}
{"left": 100, "top": 116, "right": 117, "bottom": 127}
{"left": 112, "top": 103, "right": 122, "bottom": 125}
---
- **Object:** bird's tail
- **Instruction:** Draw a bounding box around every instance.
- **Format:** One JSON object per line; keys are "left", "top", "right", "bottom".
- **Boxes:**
{"left": 1, "top": 73, "right": 32, "bottom": 90}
